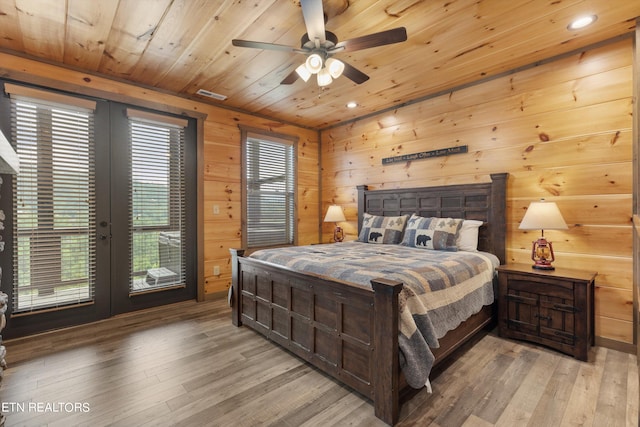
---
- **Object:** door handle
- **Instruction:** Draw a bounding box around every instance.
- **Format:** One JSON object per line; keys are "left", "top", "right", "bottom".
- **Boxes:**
{"left": 99, "top": 221, "right": 110, "bottom": 240}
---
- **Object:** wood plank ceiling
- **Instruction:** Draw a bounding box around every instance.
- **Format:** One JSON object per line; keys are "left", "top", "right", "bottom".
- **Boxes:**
{"left": 0, "top": 0, "right": 638, "bottom": 130}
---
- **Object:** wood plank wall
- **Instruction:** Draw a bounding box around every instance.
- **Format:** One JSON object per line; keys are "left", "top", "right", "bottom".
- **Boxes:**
{"left": 634, "top": 20, "right": 640, "bottom": 358}
{"left": 0, "top": 36, "right": 634, "bottom": 347}
{"left": 203, "top": 118, "right": 318, "bottom": 296}
{"left": 320, "top": 37, "right": 635, "bottom": 346}
{"left": 0, "top": 52, "right": 320, "bottom": 300}
{"left": 635, "top": 215, "right": 640, "bottom": 353}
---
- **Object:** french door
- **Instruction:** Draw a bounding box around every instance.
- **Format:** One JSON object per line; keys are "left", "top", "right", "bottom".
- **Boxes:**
{"left": 109, "top": 104, "right": 196, "bottom": 315}
{"left": 0, "top": 86, "right": 196, "bottom": 338}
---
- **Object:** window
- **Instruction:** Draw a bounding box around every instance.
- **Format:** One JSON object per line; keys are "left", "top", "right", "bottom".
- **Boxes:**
{"left": 127, "top": 109, "right": 187, "bottom": 294}
{"left": 8, "top": 85, "right": 97, "bottom": 313}
{"left": 241, "top": 128, "right": 297, "bottom": 248}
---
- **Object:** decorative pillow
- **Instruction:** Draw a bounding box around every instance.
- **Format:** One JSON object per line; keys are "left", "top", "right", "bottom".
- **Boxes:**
{"left": 357, "top": 213, "right": 408, "bottom": 244}
{"left": 401, "top": 214, "right": 464, "bottom": 251}
{"left": 456, "top": 220, "right": 484, "bottom": 252}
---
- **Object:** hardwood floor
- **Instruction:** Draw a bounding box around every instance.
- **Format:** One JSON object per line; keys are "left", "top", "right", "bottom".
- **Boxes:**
{"left": 0, "top": 298, "right": 637, "bottom": 426}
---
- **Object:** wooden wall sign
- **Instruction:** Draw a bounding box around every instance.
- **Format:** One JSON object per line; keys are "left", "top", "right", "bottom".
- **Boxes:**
{"left": 382, "top": 145, "right": 468, "bottom": 165}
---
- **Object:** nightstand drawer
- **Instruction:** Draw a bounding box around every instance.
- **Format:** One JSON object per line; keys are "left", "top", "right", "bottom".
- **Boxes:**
{"left": 506, "top": 275, "right": 575, "bottom": 301}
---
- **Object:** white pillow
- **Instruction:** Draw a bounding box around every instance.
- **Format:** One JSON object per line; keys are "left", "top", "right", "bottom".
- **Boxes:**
{"left": 456, "top": 220, "right": 483, "bottom": 251}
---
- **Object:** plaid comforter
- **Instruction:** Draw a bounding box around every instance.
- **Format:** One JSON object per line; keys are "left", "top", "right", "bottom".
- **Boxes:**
{"left": 249, "top": 241, "right": 498, "bottom": 389}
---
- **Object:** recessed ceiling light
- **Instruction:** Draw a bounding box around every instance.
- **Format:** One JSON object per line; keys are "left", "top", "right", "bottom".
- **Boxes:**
{"left": 567, "top": 15, "right": 597, "bottom": 31}
{"left": 346, "top": 101, "right": 358, "bottom": 109}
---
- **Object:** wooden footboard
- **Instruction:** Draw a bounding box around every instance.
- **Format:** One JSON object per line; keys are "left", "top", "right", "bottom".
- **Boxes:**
{"left": 230, "top": 173, "right": 507, "bottom": 425}
{"left": 230, "top": 248, "right": 403, "bottom": 424}
{"left": 231, "top": 249, "right": 496, "bottom": 425}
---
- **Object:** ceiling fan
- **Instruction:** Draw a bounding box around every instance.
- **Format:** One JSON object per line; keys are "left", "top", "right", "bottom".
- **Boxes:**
{"left": 231, "top": 0, "right": 407, "bottom": 86}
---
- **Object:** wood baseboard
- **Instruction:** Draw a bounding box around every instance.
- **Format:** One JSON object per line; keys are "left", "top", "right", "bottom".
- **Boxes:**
{"left": 595, "top": 335, "right": 636, "bottom": 355}
{"left": 204, "top": 289, "right": 229, "bottom": 302}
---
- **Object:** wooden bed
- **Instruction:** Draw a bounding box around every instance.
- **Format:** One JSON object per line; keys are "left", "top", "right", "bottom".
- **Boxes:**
{"left": 230, "top": 173, "right": 507, "bottom": 425}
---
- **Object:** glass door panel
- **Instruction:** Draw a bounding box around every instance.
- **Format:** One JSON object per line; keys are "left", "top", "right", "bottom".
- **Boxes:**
{"left": 109, "top": 103, "right": 195, "bottom": 315}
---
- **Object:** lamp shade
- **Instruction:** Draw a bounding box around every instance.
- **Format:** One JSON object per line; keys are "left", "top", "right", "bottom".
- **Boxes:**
{"left": 295, "top": 63, "right": 311, "bottom": 82}
{"left": 305, "top": 54, "right": 323, "bottom": 74}
{"left": 325, "top": 58, "right": 345, "bottom": 79}
{"left": 317, "top": 68, "right": 333, "bottom": 87}
{"left": 519, "top": 199, "right": 568, "bottom": 230}
{"left": 324, "top": 205, "right": 346, "bottom": 222}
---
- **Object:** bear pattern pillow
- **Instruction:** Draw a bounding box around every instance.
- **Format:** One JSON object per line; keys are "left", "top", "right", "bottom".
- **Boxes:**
{"left": 358, "top": 213, "right": 408, "bottom": 244}
{"left": 401, "top": 214, "right": 464, "bottom": 251}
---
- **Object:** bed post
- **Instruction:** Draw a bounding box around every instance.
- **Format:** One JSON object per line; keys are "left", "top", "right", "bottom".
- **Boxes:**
{"left": 357, "top": 185, "right": 368, "bottom": 235}
{"left": 229, "top": 248, "right": 245, "bottom": 327}
{"left": 371, "top": 278, "right": 403, "bottom": 425}
{"left": 489, "top": 173, "right": 508, "bottom": 264}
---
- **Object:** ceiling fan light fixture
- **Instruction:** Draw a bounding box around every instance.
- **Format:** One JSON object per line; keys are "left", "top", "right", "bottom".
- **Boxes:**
{"left": 295, "top": 63, "right": 312, "bottom": 82}
{"left": 232, "top": 3, "right": 407, "bottom": 87}
{"left": 325, "top": 58, "right": 345, "bottom": 79}
{"left": 317, "top": 68, "right": 333, "bottom": 86}
{"left": 305, "top": 53, "right": 323, "bottom": 74}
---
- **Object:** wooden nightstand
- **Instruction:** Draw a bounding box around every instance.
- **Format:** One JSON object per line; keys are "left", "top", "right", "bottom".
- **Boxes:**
{"left": 496, "top": 264, "right": 596, "bottom": 361}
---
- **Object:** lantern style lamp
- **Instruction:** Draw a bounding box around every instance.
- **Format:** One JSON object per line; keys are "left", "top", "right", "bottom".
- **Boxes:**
{"left": 324, "top": 205, "right": 346, "bottom": 242}
{"left": 519, "top": 199, "right": 568, "bottom": 270}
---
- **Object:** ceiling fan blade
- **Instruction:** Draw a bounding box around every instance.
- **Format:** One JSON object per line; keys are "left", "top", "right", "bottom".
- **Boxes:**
{"left": 300, "top": 0, "right": 326, "bottom": 45}
{"left": 331, "top": 27, "right": 408, "bottom": 52}
{"left": 281, "top": 69, "right": 300, "bottom": 85}
{"left": 342, "top": 61, "right": 369, "bottom": 84}
{"left": 232, "top": 39, "right": 299, "bottom": 53}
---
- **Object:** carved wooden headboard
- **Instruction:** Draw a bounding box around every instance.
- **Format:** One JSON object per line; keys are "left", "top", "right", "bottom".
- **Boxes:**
{"left": 357, "top": 173, "right": 508, "bottom": 264}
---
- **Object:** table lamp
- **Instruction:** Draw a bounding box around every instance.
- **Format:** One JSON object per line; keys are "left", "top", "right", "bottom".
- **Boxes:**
{"left": 519, "top": 198, "right": 568, "bottom": 270}
{"left": 324, "top": 205, "right": 346, "bottom": 242}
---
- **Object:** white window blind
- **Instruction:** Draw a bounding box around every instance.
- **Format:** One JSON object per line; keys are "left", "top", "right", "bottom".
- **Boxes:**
{"left": 9, "top": 91, "right": 96, "bottom": 313}
{"left": 244, "top": 134, "right": 296, "bottom": 248}
{"left": 127, "top": 110, "right": 186, "bottom": 294}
